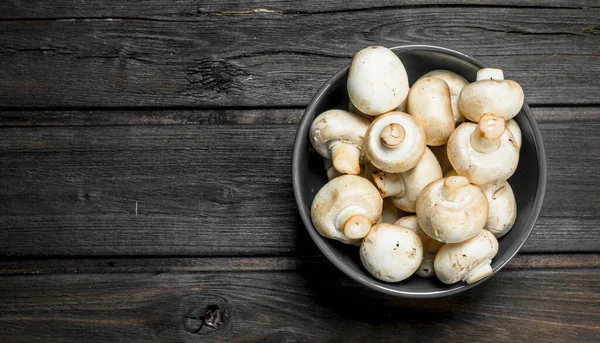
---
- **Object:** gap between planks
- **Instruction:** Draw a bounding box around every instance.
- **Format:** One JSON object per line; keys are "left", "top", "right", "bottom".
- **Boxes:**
{"left": 0, "top": 254, "right": 598, "bottom": 275}
{"left": 0, "top": 106, "right": 598, "bottom": 127}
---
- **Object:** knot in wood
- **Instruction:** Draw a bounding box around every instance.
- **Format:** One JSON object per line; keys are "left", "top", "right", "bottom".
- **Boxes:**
{"left": 203, "top": 304, "right": 224, "bottom": 329}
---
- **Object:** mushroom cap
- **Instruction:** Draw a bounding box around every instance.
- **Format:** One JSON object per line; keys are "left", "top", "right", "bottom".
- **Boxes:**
{"left": 309, "top": 109, "right": 370, "bottom": 158}
{"left": 387, "top": 148, "right": 443, "bottom": 212}
{"left": 422, "top": 70, "right": 468, "bottom": 96}
{"left": 364, "top": 111, "right": 427, "bottom": 173}
{"left": 481, "top": 181, "right": 517, "bottom": 238}
{"left": 447, "top": 116, "right": 520, "bottom": 185}
{"left": 311, "top": 175, "right": 383, "bottom": 244}
{"left": 416, "top": 176, "right": 489, "bottom": 243}
{"left": 407, "top": 77, "right": 455, "bottom": 146}
{"left": 347, "top": 46, "right": 410, "bottom": 116}
{"left": 422, "top": 70, "right": 469, "bottom": 126}
{"left": 506, "top": 119, "right": 522, "bottom": 150}
{"left": 394, "top": 215, "right": 430, "bottom": 243}
{"left": 348, "top": 100, "right": 373, "bottom": 121}
{"left": 360, "top": 223, "right": 423, "bottom": 282}
{"left": 434, "top": 230, "right": 499, "bottom": 284}
{"left": 458, "top": 76, "right": 524, "bottom": 122}
{"left": 416, "top": 239, "right": 444, "bottom": 278}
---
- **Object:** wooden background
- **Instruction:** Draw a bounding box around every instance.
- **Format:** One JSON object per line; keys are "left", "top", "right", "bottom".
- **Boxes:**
{"left": 0, "top": 1, "right": 599, "bottom": 342}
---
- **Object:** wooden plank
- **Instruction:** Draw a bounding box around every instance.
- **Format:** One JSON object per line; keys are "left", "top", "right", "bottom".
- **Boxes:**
{"left": 0, "top": 262, "right": 598, "bottom": 342}
{"left": 0, "top": 110, "right": 598, "bottom": 256}
{"left": 2, "top": 1, "right": 598, "bottom": 20}
{"left": 0, "top": 254, "right": 597, "bottom": 275}
{"left": 0, "top": 106, "right": 598, "bottom": 127}
{"left": 0, "top": 8, "right": 598, "bottom": 108}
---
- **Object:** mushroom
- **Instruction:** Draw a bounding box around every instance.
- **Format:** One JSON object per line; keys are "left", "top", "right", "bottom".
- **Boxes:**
{"left": 481, "top": 180, "right": 517, "bottom": 238}
{"left": 311, "top": 175, "right": 383, "bottom": 244}
{"left": 407, "top": 77, "right": 455, "bottom": 146}
{"left": 372, "top": 148, "right": 443, "bottom": 212}
{"left": 323, "top": 159, "right": 341, "bottom": 181}
{"left": 506, "top": 119, "right": 522, "bottom": 150}
{"left": 458, "top": 68, "right": 525, "bottom": 122}
{"left": 429, "top": 144, "right": 452, "bottom": 176}
{"left": 416, "top": 176, "right": 488, "bottom": 243}
{"left": 445, "top": 169, "right": 458, "bottom": 177}
{"left": 447, "top": 113, "right": 520, "bottom": 185}
{"left": 380, "top": 199, "right": 404, "bottom": 224}
{"left": 364, "top": 111, "right": 427, "bottom": 173}
{"left": 416, "top": 239, "right": 444, "bottom": 278}
{"left": 434, "top": 230, "right": 499, "bottom": 284}
{"left": 309, "top": 109, "right": 370, "bottom": 175}
{"left": 394, "top": 215, "right": 430, "bottom": 243}
{"left": 347, "top": 46, "right": 410, "bottom": 116}
{"left": 360, "top": 223, "right": 423, "bottom": 282}
{"left": 422, "top": 70, "right": 468, "bottom": 125}
{"left": 348, "top": 100, "right": 373, "bottom": 121}
{"left": 396, "top": 95, "right": 408, "bottom": 113}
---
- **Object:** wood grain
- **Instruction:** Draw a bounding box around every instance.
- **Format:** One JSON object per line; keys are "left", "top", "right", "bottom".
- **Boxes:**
{"left": 0, "top": 7, "right": 598, "bottom": 108}
{"left": 1, "top": 106, "right": 598, "bottom": 127}
{"left": 0, "top": 254, "right": 597, "bottom": 275}
{"left": 0, "top": 261, "right": 598, "bottom": 342}
{"left": 2, "top": 0, "right": 598, "bottom": 20}
{"left": 0, "top": 108, "right": 598, "bottom": 256}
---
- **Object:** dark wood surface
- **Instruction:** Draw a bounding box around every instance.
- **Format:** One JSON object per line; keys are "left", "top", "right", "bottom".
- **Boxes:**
{"left": 1, "top": 1, "right": 599, "bottom": 342}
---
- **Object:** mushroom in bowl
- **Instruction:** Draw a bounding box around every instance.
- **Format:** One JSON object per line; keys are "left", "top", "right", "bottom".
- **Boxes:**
{"left": 292, "top": 45, "right": 546, "bottom": 298}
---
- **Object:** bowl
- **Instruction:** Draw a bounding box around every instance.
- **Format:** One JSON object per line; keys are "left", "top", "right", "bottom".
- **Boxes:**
{"left": 292, "top": 45, "right": 547, "bottom": 298}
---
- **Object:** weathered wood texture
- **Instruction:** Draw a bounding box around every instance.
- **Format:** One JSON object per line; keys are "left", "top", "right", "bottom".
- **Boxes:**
{"left": 0, "top": 256, "right": 598, "bottom": 343}
{"left": 0, "top": 107, "right": 598, "bottom": 256}
{"left": 0, "top": 254, "right": 597, "bottom": 275}
{"left": 0, "top": 7, "right": 598, "bottom": 108}
{"left": 3, "top": 0, "right": 599, "bottom": 20}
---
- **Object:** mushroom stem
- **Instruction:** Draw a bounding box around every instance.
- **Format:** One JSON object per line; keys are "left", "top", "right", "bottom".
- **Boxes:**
{"left": 335, "top": 205, "right": 372, "bottom": 239}
{"left": 330, "top": 141, "right": 362, "bottom": 175}
{"left": 440, "top": 176, "right": 470, "bottom": 202}
{"left": 342, "top": 214, "right": 372, "bottom": 239}
{"left": 476, "top": 68, "right": 504, "bottom": 81}
{"left": 372, "top": 171, "right": 405, "bottom": 198}
{"left": 470, "top": 113, "right": 506, "bottom": 154}
{"left": 380, "top": 123, "right": 406, "bottom": 147}
{"left": 464, "top": 262, "right": 493, "bottom": 284}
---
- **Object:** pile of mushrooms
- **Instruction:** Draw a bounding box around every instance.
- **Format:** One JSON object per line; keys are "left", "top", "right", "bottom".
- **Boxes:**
{"left": 309, "top": 46, "right": 523, "bottom": 285}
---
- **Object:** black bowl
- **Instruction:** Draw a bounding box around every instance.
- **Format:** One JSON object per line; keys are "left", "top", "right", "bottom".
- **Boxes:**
{"left": 292, "top": 45, "right": 547, "bottom": 298}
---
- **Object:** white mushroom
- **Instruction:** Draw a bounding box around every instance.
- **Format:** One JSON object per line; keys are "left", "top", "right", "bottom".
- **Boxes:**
{"left": 445, "top": 169, "right": 458, "bottom": 177}
{"left": 348, "top": 100, "right": 373, "bottom": 121}
{"left": 311, "top": 175, "right": 382, "bottom": 244}
{"left": 310, "top": 109, "right": 370, "bottom": 175}
{"left": 416, "top": 176, "right": 488, "bottom": 243}
{"left": 480, "top": 181, "right": 517, "bottom": 238}
{"left": 422, "top": 70, "right": 468, "bottom": 125}
{"left": 506, "top": 119, "right": 522, "bottom": 150}
{"left": 458, "top": 68, "right": 525, "bottom": 122}
{"left": 380, "top": 199, "right": 404, "bottom": 224}
{"left": 447, "top": 113, "right": 520, "bottom": 185}
{"left": 323, "top": 159, "right": 342, "bottom": 181}
{"left": 364, "top": 111, "right": 426, "bottom": 173}
{"left": 372, "top": 148, "right": 443, "bottom": 212}
{"left": 347, "top": 46, "right": 410, "bottom": 116}
{"left": 407, "top": 77, "right": 455, "bottom": 146}
{"left": 416, "top": 239, "right": 444, "bottom": 278}
{"left": 429, "top": 144, "right": 452, "bottom": 176}
{"left": 394, "top": 215, "right": 430, "bottom": 243}
{"left": 434, "top": 230, "right": 499, "bottom": 284}
{"left": 360, "top": 223, "right": 423, "bottom": 282}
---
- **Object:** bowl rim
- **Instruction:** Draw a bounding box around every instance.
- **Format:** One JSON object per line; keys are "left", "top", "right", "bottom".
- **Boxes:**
{"left": 292, "top": 44, "right": 547, "bottom": 298}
